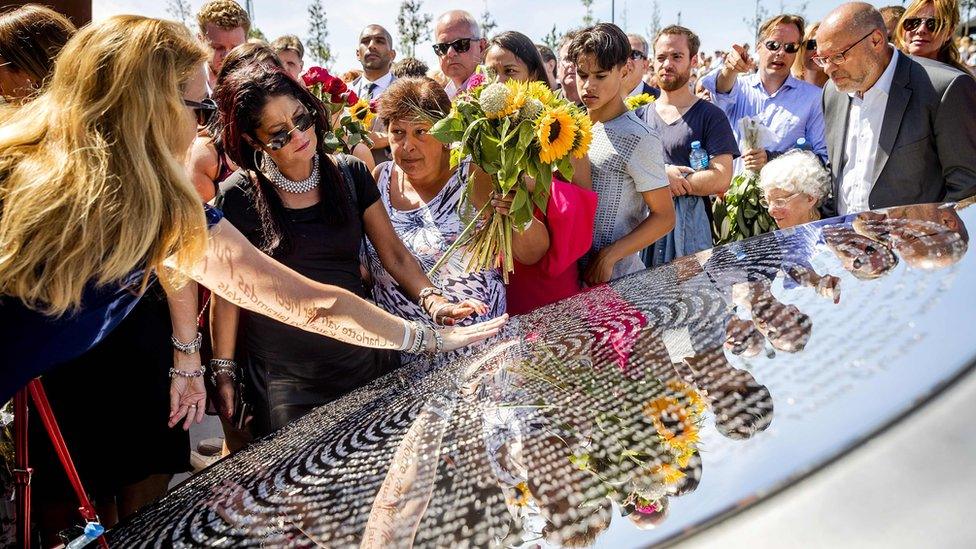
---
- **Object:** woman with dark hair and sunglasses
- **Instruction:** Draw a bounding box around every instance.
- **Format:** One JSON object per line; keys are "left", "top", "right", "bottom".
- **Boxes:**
{"left": 894, "top": 0, "right": 972, "bottom": 74}
{"left": 210, "top": 65, "right": 486, "bottom": 438}
{"left": 483, "top": 31, "right": 598, "bottom": 314}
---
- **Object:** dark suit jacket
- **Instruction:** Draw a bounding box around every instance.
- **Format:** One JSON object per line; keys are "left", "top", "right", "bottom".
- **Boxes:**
{"left": 822, "top": 53, "right": 976, "bottom": 216}
{"left": 641, "top": 81, "right": 662, "bottom": 100}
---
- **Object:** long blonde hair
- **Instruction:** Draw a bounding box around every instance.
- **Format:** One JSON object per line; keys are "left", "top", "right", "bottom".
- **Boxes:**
{"left": 894, "top": 0, "right": 970, "bottom": 74}
{"left": 0, "top": 16, "right": 209, "bottom": 316}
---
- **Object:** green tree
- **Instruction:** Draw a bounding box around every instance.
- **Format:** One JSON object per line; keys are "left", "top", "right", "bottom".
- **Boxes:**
{"left": 541, "top": 25, "right": 559, "bottom": 52}
{"left": 165, "top": 0, "right": 192, "bottom": 29}
{"left": 397, "top": 1, "right": 433, "bottom": 59}
{"left": 248, "top": 27, "right": 266, "bottom": 41}
{"left": 581, "top": 0, "right": 595, "bottom": 26}
{"left": 307, "top": 0, "right": 332, "bottom": 66}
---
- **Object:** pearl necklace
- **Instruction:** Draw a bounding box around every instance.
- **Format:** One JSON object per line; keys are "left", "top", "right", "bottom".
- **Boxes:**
{"left": 260, "top": 154, "right": 320, "bottom": 194}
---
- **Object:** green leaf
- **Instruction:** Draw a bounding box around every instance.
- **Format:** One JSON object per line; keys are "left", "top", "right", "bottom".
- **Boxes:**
{"left": 346, "top": 133, "right": 362, "bottom": 147}
{"left": 531, "top": 176, "right": 552, "bottom": 214}
{"left": 555, "top": 155, "right": 574, "bottom": 182}
{"left": 517, "top": 120, "right": 536, "bottom": 151}
{"left": 430, "top": 115, "right": 463, "bottom": 144}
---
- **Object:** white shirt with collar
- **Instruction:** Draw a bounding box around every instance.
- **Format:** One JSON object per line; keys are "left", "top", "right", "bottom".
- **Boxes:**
{"left": 354, "top": 71, "right": 394, "bottom": 100}
{"left": 838, "top": 48, "right": 900, "bottom": 216}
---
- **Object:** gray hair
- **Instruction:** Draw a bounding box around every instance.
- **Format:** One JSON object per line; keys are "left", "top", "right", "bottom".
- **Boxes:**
{"left": 436, "top": 10, "right": 480, "bottom": 39}
{"left": 759, "top": 150, "right": 831, "bottom": 205}
{"left": 627, "top": 33, "right": 649, "bottom": 55}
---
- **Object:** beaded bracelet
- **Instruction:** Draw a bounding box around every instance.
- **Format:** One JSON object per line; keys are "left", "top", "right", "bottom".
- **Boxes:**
{"left": 169, "top": 366, "right": 205, "bottom": 379}
{"left": 171, "top": 332, "right": 203, "bottom": 355}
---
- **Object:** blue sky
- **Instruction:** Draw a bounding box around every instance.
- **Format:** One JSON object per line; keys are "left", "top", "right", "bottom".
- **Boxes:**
{"left": 94, "top": 1, "right": 900, "bottom": 69}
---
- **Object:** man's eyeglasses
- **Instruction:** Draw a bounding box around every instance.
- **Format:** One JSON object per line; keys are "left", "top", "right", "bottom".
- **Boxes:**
{"left": 902, "top": 17, "right": 937, "bottom": 33}
{"left": 432, "top": 38, "right": 478, "bottom": 57}
{"left": 183, "top": 97, "right": 217, "bottom": 127}
{"left": 811, "top": 30, "right": 877, "bottom": 68}
{"left": 260, "top": 110, "right": 316, "bottom": 151}
{"left": 764, "top": 40, "right": 801, "bottom": 54}
{"left": 629, "top": 50, "right": 647, "bottom": 60}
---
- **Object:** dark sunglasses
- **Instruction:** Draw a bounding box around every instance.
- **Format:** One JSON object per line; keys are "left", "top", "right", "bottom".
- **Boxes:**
{"left": 432, "top": 37, "right": 476, "bottom": 57}
{"left": 805, "top": 39, "right": 817, "bottom": 51}
{"left": 764, "top": 40, "right": 801, "bottom": 54}
{"left": 261, "top": 110, "right": 315, "bottom": 151}
{"left": 183, "top": 97, "right": 217, "bottom": 127}
{"left": 902, "top": 17, "right": 937, "bottom": 33}
{"left": 629, "top": 50, "right": 647, "bottom": 60}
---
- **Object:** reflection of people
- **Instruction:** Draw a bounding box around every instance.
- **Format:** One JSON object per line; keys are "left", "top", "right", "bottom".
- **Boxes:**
{"left": 823, "top": 224, "right": 900, "bottom": 279}
{"left": 853, "top": 204, "right": 969, "bottom": 269}
{"left": 759, "top": 150, "right": 830, "bottom": 229}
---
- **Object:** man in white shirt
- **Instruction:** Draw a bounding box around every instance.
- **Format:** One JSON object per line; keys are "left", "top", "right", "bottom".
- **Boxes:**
{"left": 351, "top": 24, "right": 396, "bottom": 165}
{"left": 818, "top": 2, "right": 976, "bottom": 216}
{"left": 433, "top": 10, "right": 486, "bottom": 99}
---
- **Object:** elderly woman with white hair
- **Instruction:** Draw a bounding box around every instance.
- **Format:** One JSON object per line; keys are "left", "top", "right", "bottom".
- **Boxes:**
{"left": 758, "top": 150, "right": 830, "bottom": 228}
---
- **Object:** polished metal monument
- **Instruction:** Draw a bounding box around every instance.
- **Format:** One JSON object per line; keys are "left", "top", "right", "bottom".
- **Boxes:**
{"left": 110, "top": 203, "right": 976, "bottom": 547}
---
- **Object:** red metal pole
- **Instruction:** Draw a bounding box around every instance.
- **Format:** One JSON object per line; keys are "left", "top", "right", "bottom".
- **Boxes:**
{"left": 13, "top": 388, "right": 31, "bottom": 548}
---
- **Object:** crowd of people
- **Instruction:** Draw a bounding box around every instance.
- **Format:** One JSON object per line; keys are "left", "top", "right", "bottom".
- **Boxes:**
{"left": 0, "top": 0, "right": 975, "bottom": 543}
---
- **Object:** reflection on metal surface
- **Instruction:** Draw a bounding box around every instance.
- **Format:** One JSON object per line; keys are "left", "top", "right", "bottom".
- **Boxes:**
{"left": 110, "top": 203, "right": 975, "bottom": 548}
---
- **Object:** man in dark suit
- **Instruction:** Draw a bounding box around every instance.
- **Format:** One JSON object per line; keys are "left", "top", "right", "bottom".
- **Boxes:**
{"left": 623, "top": 33, "right": 661, "bottom": 100}
{"left": 817, "top": 2, "right": 976, "bottom": 216}
{"left": 351, "top": 24, "right": 397, "bottom": 166}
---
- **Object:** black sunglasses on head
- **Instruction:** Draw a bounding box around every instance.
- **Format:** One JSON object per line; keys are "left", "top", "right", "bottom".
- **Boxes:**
{"left": 432, "top": 37, "right": 477, "bottom": 57}
{"left": 183, "top": 97, "right": 217, "bottom": 127}
{"left": 764, "top": 40, "right": 801, "bottom": 54}
{"left": 629, "top": 50, "right": 647, "bottom": 60}
{"left": 261, "top": 110, "right": 316, "bottom": 151}
{"left": 902, "top": 17, "right": 937, "bottom": 33}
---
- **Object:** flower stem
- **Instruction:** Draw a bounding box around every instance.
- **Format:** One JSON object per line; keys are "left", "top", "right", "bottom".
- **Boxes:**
{"left": 427, "top": 201, "right": 493, "bottom": 279}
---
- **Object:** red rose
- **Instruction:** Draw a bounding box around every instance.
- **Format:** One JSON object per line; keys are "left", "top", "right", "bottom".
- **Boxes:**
{"left": 302, "top": 66, "right": 331, "bottom": 86}
{"left": 368, "top": 99, "right": 379, "bottom": 112}
{"left": 345, "top": 91, "right": 359, "bottom": 106}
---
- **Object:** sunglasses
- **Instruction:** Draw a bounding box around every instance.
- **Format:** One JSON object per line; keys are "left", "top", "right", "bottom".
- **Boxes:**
{"left": 805, "top": 39, "right": 817, "bottom": 51}
{"left": 260, "top": 110, "right": 315, "bottom": 151}
{"left": 432, "top": 37, "right": 477, "bottom": 57}
{"left": 183, "top": 97, "right": 217, "bottom": 126}
{"left": 764, "top": 40, "right": 801, "bottom": 54}
{"left": 629, "top": 50, "right": 647, "bottom": 60}
{"left": 902, "top": 17, "right": 937, "bottom": 33}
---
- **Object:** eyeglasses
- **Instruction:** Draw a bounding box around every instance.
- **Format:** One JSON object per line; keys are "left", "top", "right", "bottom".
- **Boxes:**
{"left": 432, "top": 38, "right": 478, "bottom": 57}
{"left": 811, "top": 30, "right": 877, "bottom": 68}
{"left": 183, "top": 97, "right": 217, "bottom": 126}
{"left": 764, "top": 40, "right": 801, "bottom": 54}
{"left": 902, "top": 17, "right": 937, "bottom": 33}
{"left": 759, "top": 193, "right": 801, "bottom": 209}
{"left": 259, "top": 110, "right": 315, "bottom": 151}
{"left": 805, "top": 39, "right": 817, "bottom": 51}
{"left": 629, "top": 50, "right": 647, "bottom": 60}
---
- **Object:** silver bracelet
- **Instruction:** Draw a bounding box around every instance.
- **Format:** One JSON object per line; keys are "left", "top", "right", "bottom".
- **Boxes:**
{"left": 427, "top": 329, "right": 444, "bottom": 355}
{"left": 407, "top": 321, "right": 426, "bottom": 354}
{"left": 209, "top": 359, "right": 238, "bottom": 385}
{"left": 430, "top": 302, "right": 452, "bottom": 326}
{"left": 169, "top": 366, "right": 205, "bottom": 379}
{"left": 171, "top": 332, "right": 203, "bottom": 354}
{"left": 417, "top": 287, "right": 444, "bottom": 309}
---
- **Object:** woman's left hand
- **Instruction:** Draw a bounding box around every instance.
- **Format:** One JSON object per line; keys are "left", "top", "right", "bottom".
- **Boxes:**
{"left": 168, "top": 351, "right": 207, "bottom": 430}
{"left": 490, "top": 191, "right": 515, "bottom": 216}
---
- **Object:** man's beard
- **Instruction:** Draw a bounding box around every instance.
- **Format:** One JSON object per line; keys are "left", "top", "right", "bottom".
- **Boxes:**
{"left": 659, "top": 70, "right": 691, "bottom": 92}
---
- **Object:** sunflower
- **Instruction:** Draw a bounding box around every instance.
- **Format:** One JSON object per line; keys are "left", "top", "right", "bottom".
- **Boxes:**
{"left": 501, "top": 79, "right": 528, "bottom": 117}
{"left": 535, "top": 105, "right": 577, "bottom": 164}
{"left": 349, "top": 98, "right": 375, "bottom": 128}
{"left": 625, "top": 92, "right": 655, "bottom": 110}
{"left": 570, "top": 109, "right": 593, "bottom": 159}
{"left": 526, "top": 80, "right": 555, "bottom": 105}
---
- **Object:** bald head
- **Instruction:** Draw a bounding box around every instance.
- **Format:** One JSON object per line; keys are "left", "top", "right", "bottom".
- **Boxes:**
{"left": 360, "top": 24, "right": 392, "bottom": 45}
{"left": 435, "top": 10, "right": 481, "bottom": 39}
{"left": 816, "top": 2, "right": 890, "bottom": 94}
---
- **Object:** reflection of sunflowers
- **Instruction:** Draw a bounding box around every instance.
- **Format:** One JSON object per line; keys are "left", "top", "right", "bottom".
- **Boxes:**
{"left": 349, "top": 98, "right": 375, "bottom": 128}
{"left": 535, "top": 106, "right": 578, "bottom": 164}
{"left": 642, "top": 383, "right": 705, "bottom": 468}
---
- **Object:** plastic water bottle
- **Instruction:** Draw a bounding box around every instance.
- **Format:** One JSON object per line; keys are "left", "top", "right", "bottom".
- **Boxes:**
{"left": 66, "top": 522, "right": 105, "bottom": 549}
{"left": 794, "top": 137, "right": 810, "bottom": 151}
{"left": 689, "top": 140, "right": 710, "bottom": 171}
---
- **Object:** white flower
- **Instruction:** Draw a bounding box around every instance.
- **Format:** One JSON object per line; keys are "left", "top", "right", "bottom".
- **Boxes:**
{"left": 517, "top": 97, "right": 544, "bottom": 124}
{"left": 480, "top": 82, "right": 511, "bottom": 118}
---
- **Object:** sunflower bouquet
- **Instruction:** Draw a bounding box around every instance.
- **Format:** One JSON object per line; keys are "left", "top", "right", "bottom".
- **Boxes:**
{"left": 301, "top": 66, "right": 375, "bottom": 152}
{"left": 428, "top": 78, "right": 592, "bottom": 281}
{"left": 625, "top": 92, "right": 655, "bottom": 111}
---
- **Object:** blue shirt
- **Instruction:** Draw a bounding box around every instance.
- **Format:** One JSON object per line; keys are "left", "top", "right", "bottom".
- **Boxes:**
{"left": 701, "top": 70, "right": 828, "bottom": 163}
{"left": 0, "top": 205, "right": 224, "bottom": 402}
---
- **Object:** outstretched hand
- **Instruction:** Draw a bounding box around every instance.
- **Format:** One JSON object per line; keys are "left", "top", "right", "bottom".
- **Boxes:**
{"left": 438, "top": 314, "right": 508, "bottom": 352}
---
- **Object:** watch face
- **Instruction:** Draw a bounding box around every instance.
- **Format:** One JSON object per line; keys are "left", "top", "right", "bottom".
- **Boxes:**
{"left": 113, "top": 203, "right": 976, "bottom": 548}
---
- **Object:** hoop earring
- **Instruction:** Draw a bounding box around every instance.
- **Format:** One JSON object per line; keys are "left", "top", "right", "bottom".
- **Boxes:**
{"left": 253, "top": 148, "right": 264, "bottom": 171}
